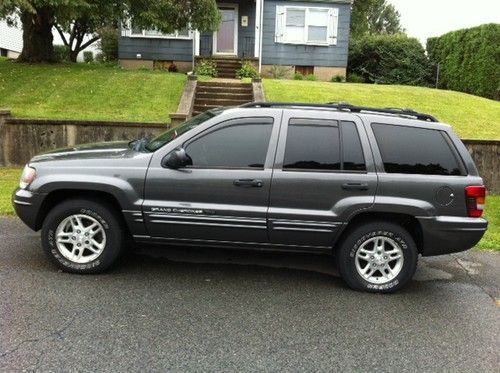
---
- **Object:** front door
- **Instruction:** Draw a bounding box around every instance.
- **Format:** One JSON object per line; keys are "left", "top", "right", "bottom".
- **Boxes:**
{"left": 215, "top": 6, "right": 238, "bottom": 55}
{"left": 143, "top": 113, "right": 282, "bottom": 245}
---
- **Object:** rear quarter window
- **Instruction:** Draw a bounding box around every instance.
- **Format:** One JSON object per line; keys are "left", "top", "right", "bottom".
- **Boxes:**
{"left": 372, "top": 123, "right": 463, "bottom": 176}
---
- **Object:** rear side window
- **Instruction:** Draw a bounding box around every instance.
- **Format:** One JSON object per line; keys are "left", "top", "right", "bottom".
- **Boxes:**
{"left": 283, "top": 119, "right": 366, "bottom": 172}
{"left": 185, "top": 118, "right": 273, "bottom": 169}
{"left": 341, "top": 121, "right": 366, "bottom": 171}
{"left": 372, "top": 123, "right": 462, "bottom": 175}
{"left": 283, "top": 119, "right": 341, "bottom": 171}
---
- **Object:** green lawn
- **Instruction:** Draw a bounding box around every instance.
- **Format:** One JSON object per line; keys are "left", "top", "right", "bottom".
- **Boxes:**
{"left": 263, "top": 80, "right": 500, "bottom": 140}
{"left": 0, "top": 168, "right": 20, "bottom": 215}
{"left": 0, "top": 59, "right": 186, "bottom": 123}
{"left": 0, "top": 168, "right": 498, "bottom": 250}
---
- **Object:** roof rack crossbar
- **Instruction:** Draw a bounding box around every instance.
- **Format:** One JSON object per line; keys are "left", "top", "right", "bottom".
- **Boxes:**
{"left": 240, "top": 102, "right": 438, "bottom": 122}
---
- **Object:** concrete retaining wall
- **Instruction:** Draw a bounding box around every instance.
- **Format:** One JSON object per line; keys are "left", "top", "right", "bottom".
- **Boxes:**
{"left": 1, "top": 111, "right": 498, "bottom": 193}
{"left": 0, "top": 111, "right": 168, "bottom": 167}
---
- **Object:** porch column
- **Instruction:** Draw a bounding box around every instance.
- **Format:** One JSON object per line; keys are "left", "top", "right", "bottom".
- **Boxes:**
{"left": 194, "top": 30, "right": 200, "bottom": 57}
{"left": 254, "top": 0, "right": 262, "bottom": 58}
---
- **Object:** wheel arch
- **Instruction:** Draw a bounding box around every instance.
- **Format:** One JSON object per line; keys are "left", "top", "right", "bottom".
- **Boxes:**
{"left": 333, "top": 211, "right": 424, "bottom": 254}
{"left": 35, "top": 189, "right": 128, "bottom": 235}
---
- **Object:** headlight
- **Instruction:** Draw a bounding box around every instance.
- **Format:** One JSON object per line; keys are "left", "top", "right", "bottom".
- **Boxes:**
{"left": 19, "top": 165, "right": 36, "bottom": 189}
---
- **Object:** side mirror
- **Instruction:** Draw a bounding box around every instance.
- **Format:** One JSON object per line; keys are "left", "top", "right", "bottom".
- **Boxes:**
{"left": 162, "top": 148, "right": 192, "bottom": 169}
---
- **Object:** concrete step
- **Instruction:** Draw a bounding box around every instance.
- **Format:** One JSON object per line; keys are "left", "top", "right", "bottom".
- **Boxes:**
{"left": 195, "top": 98, "right": 251, "bottom": 106}
{"left": 193, "top": 104, "right": 227, "bottom": 112}
{"left": 196, "top": 87, "right": 252, "bottom": 94}
{"left": 197, "top": 82, "right": 250, "bottom": 88}
{"left": 195, "top": 92, "right": 253, "bottom": 100}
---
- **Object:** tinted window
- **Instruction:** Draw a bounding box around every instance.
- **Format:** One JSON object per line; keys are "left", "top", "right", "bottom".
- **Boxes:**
{"left": 283, "top": 119, "right": 340, "bottom": 171}
{"left": 372, "top": 123, "right": 462, "bottom": 175}
{"left": 185, "top": 118, "right": 273, "bottom": 168}
{"left": 341, "top": 121, "right": 366, "bottom": 171}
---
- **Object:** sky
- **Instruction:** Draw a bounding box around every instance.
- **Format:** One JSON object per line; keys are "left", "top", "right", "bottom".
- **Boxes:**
{"left": 387, "top": 0, "right": 500, "bottom": 44}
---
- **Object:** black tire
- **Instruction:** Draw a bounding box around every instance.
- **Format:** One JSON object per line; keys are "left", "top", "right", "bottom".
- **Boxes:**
{"left": 41, "top": 198, "right": 124, "bottom": 274}
{"left": 335, "top": 221, "right": 418, "bottom": 293}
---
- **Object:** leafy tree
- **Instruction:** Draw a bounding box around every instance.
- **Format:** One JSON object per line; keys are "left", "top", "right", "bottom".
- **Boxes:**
{"left": 54, "top": 1, "right": 124, "bottom": 62}
{"left": 0, "top": 0, "right": 221, "bottom": 63}
{"left": 351, "top": 0, "right": 404, "bottom": 38}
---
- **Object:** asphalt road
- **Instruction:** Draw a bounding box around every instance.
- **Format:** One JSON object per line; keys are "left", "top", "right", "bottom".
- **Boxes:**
{"left": 1, "top": 217, "right": 499, "bottom": 372}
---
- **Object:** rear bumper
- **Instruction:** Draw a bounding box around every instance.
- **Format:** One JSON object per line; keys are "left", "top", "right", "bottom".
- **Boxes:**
{"left": 417, "top": 216, "right": 488, "bottom": 256}
{"left": 12, "top": 188, "right": 46, "bottom": 231}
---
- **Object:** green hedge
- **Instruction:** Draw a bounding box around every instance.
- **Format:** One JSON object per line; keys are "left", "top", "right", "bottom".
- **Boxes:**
{"left": 427, "top": 24, "right": 500, "bottom": 100}
{"left": 348, "top": 34, "right": 432, "bottom": 86}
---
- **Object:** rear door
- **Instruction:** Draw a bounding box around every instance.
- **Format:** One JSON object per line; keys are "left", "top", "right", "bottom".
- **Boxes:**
{"left": 143, "top": 112, "right": 282, "bottom": 244}
{"left": 268, "top": 110, "right": 377, "bottom": 249}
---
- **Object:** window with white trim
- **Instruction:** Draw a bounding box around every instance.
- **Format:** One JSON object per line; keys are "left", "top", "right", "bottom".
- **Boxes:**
{"left": 129, "top": 26, "right": 191, "bottom": 39}
{"left": 275, "top": 6, "right": 339, "bottom": 46}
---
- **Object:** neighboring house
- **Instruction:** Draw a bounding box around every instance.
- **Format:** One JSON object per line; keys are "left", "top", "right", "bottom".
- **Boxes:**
{"left": 0, "top": 19, "right": 98, "bottom": 61}
{"left": 119, "top": 0, "right": 351, "bottom": 80}
{"left": 0, "top": 20, "right": 23, "bottom": 58}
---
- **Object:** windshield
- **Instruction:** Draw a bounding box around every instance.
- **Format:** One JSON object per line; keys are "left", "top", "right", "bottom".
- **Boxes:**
{"left": 145, "top": 111, "right": 219, "bottom": 152}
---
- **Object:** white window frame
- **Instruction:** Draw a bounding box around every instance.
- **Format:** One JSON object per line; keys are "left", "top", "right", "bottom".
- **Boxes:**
{"left": 275, "top": 5, "right": 338, "bottom": 47}
{"left": 123, "top": 21, "right": 193, "bottom": 40}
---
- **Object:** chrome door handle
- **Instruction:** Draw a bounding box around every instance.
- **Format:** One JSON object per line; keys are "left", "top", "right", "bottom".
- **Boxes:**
{"left": 233, "top": 179, "right": 263, "bottom": 188}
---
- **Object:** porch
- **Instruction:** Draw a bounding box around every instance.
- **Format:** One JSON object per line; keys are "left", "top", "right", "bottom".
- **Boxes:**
{"left": 194, "top": 0, "right": 263, "bottom": 60}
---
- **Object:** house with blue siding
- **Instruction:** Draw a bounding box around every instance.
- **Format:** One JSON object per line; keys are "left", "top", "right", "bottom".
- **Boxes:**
{"left": 119, "top": 0, "right": 351, "bottom": 81}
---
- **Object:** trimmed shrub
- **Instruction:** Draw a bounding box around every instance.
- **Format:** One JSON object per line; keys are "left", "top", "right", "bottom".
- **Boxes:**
{"left": 293, "top": 72, "right": 304, "bottom": 80}
{"left": 331, "top": 75, "right": 345, "bottom": 83}
{"left": 54, "top": 45, "right": 70, "bottom": 62}
{"left": 194, "top": 59, "right": 218, "bottom": 77}
{"left": 236, "top": 61, "right": 259, "bottom": 79}
{"left": 427, "top": 24, "right": 500, "bottom": 100}
{"left": 83, "top": 51, "right": 94, "bottom": 63}
{"left": 348, "top": 34, "right": 432, "bottom": 86}
{"left": 168, "top": 63, "right": 178, "bottom": 72}
{"left": 97, "top": 27, "right": 119, "bottom": 62}
{"left": 347, "top": 73, "right": 365, "bottom": 83}
{"left": 305, "top": 74, "right": 317, "bottom": 81}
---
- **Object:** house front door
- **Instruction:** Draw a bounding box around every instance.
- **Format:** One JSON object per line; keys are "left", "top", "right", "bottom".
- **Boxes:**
{"left": 214, "top": 6, "right": 238, "bottom": 55}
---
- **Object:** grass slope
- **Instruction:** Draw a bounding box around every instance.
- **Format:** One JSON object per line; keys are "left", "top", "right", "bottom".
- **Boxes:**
{"left": 264, "top": 80, "right": 500, "bottom": 140}
{"left": 0, "top": 59, "right": 186, "bottom": 123}
{"left": 0, "top": 168, "right": 498, "bottom": 250}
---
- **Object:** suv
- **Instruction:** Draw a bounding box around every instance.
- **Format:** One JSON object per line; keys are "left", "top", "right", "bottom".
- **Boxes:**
{"left": 13, "top": 103, "right": 488, "bottom": 293}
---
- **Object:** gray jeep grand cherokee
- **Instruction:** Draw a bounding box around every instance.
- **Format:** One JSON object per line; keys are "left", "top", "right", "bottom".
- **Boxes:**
{"left": 13, "top": 103, "right": 488, "bottom": 293}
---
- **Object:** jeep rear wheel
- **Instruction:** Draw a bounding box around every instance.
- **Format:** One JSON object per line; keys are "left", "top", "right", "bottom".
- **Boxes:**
{"left": 41, "top": 199, "right": 124, "bottom": 274}
{"left": 336, "top": 222, "right": 418, "bottom": 293}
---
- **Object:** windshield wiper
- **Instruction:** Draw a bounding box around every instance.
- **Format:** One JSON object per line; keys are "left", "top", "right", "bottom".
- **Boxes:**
{"left": 128, "top": 137, "right": 151, "bottom": 152}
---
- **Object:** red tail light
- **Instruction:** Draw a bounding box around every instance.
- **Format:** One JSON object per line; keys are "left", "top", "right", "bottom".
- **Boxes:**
{"left": 465, "top": 186, "right": 486, "bottom": 218}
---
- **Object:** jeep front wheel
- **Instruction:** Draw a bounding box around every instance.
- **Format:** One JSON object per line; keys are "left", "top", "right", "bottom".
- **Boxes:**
{"left": 41, "top": 199, "right": 124, "bottom": 274}
{"left": 336, "top": 222, "right": 418, "bottom": 293}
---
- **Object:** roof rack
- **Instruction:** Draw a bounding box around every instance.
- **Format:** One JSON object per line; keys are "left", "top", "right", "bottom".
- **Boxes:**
{"left": 240, "top": 102, "right": 438, "bottom": 122}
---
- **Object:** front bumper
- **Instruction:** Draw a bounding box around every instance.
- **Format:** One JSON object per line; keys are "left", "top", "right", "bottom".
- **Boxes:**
{"left": 12, "top": 188, "right": 46, "bottom": 231}
{"left": 417, "top": 216, "right": 488, "bottom": 256}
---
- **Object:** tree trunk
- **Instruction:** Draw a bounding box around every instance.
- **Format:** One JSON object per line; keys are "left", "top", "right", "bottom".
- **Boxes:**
{"left": 18, "top": 7, "right": 55, "bottom": 63}
{"left": 69, "top": 50, "right": 79, "bottom": 63}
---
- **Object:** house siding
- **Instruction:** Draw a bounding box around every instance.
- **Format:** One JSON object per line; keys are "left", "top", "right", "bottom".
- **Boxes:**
{"left": 0, "top": 20, "right": 23, "bottom": 53}
{"left": 118, "top": 36, "right": 193, "bottom": 61}
{"left": 261, "top": 0, "right": 351, "bottom": 67}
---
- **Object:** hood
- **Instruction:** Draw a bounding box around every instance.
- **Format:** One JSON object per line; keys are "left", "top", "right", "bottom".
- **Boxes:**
{"left": 30, "top": 141, "right": 137, "bottom": 163}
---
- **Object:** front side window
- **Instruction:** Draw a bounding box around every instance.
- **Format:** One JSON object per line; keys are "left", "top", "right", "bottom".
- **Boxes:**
{"left": 184, "top": 118, "right": 274, "bottom": 169}
{"left": 372, "top": 123, "right": 462, "bottom": 176}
